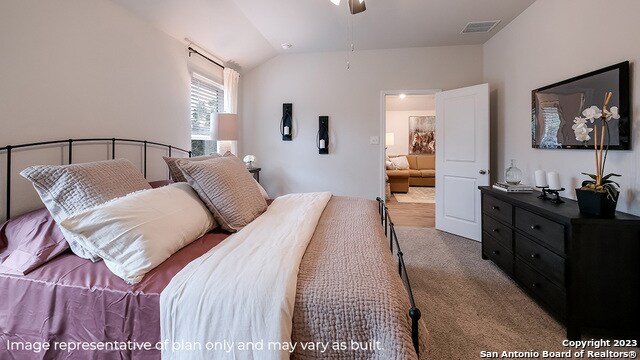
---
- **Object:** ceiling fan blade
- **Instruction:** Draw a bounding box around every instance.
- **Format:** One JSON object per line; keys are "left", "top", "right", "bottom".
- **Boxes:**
{"left": 348, "top": 0, "right": 366, "bottom": 14}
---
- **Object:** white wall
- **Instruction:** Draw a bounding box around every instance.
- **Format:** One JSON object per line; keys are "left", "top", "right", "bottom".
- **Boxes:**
{"left": 241, "top": 45, "right": 483, "bottom": 198}
{"left": 0, "top": 0, "right": 191, "bottom": 218}
{"left": 385, "top": 110, "right": 435, "bottom": 156}
{"left": 484, "top": 0, "right": 640, "bottom": 215}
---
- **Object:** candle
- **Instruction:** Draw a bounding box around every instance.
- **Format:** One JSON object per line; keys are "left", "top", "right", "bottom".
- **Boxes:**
{"left": 284, "top": 126, "right": 290, "bottom": 135}
{"left": 547, "top": 172, "right": 561, "bottom": 190}
{"left": 535, "top": 170, "right": 548, "bottom": 187}
{"left": 319, "top": 139, "right": 326, "bottom": 149}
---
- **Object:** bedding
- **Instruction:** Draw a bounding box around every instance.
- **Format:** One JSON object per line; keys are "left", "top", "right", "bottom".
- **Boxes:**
{"left": 256, "top": 179, "right": 269, "bottom": 199}
{"left": 0, "top": 208, "right": 68, "bottom": 275}
{"left": 0, "top": 230, "right": 231, "bottom": 360}
{"left": 162, "top": 154, "right": 220, "bottom": 182}
{"left": 20, "top": 158, "right": 152, "bottom": 261}
{"left": 160, "top": 192, "right": 332, "bottom": 360}
{"left": 0, "top": 197, "right": 426, "bottom": 359}
{"left": 291, "top": 196, "right": 428, "bottom": 359}
{"left": 59, "top": 183, "right": 216, "bottom": 284}
{"left": 177, "top": 154, "right": 267, "bottom": 232}
{"left": 0, "top": 179, "right": 173, "bottom": 276}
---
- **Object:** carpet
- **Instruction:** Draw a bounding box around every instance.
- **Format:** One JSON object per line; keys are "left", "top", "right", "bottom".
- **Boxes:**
{"left": 393, "top": 187, "right": 435, "bottom": 203}
{"left": 395, "top": 227, "right": 624, "bottom": 360}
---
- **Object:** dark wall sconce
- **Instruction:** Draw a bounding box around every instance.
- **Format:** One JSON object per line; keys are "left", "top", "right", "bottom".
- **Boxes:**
{"left": 281, "top": 103, "right": 292, "bottom": 141}
{"left": 317, "top": 116, "right": 329, "bottom": 155}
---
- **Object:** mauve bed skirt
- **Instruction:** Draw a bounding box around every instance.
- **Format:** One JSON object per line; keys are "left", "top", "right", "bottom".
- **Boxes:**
{"left": 0, "top": 232, "right": 229, "bottom": 359}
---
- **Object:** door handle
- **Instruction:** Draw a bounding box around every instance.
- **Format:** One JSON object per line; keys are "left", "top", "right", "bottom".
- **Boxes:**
{"left": 479, "top": 170, "right": 487, "bottom": 175}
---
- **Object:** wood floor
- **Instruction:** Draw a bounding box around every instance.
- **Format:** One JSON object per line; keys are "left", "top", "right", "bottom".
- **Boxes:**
{"left": 385, "top": 195, "right": 435, "bottom": 228}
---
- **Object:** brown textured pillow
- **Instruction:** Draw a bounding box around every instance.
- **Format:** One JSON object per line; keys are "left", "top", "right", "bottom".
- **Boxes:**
{"left": 20, "top": 158, "right": 151, "bottom": 261}
{"left": 177, "top": 155, "right": 267, "bottom": 232}
{"left": 163, "top": 154, "right": 220, "bottom": 182}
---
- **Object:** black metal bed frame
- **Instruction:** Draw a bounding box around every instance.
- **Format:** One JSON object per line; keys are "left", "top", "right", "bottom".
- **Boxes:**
{"left": 376, "top": 197, "right": 422, "bottom": 357}
{"left": 0, "top": 138, "right": 191, "bottom": 220}
{"left": 0, "top": 138, "right": 422, "bottom": 355}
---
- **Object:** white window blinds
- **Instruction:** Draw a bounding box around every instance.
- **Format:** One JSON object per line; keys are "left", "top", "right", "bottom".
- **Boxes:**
{"left": 190, "top": 72, "right": 224, "bottom": 140}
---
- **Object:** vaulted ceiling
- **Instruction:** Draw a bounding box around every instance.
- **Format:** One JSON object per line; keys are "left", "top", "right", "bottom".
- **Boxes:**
{"left": 111, "top": 0, "right": 535, "bottom": 71}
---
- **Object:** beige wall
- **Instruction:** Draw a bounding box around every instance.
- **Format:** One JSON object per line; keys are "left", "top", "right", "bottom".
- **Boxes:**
{"left": 241, "top": 45, "right": 483, "bottom": 199}
{"left": 484, "top": 0, "right": 640, "bottom": 215}
{"left": 0, "top": 0, "right": 191, "bottom": 218}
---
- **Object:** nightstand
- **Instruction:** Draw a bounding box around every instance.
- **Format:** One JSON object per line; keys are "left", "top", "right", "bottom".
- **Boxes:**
{"left": 248, "top": 167, "right": 261, "bottom": 182}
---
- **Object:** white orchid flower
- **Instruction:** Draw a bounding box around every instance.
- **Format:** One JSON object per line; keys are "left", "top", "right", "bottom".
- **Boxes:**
{"left": 605, "top": 106, "right": 620, "bottom": 121}
{"left": 573, "top": 122, "right": 593, "bottom": 142}
{"left": 582, "top": 105, "right": 602, "bottom": 123}
{"left": 573, "top": 116, "right": 588, "bottom": 126}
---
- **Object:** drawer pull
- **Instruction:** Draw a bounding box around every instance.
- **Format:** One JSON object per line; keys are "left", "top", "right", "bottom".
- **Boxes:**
{"left": 531, "top": 253, "right": 539, "bottom": 259}
{"left": 492, "top": 228, "right": 499, "bottom": 233}
{"left": 530, "top": 225, "right": 540, "bottom": 230}
{"left": 492, "top": 250, "right": 500, "bottom": 255}
{"left": 532, "top": 282, "right": 539, "bottom": 288}
{"left": 492, "top": 206, "right": 500, "bottom": 210}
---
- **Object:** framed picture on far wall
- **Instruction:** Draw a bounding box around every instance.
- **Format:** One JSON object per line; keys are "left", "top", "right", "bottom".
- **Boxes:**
{"left": 409, "top": 116, "right": 435, "bottom": 154}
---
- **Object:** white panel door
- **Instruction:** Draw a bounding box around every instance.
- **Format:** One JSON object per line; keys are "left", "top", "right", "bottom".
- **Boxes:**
{"left": 435, "top": 83, "right": 489, "bottom": 241}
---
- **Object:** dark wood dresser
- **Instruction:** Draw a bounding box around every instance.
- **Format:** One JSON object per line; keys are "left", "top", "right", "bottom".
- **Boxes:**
{"left": 478, "top": 186, "right": 640, "bottom": 340}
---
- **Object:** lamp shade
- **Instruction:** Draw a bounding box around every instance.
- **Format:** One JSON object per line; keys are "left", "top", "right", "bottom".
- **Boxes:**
{"left": 211, "top": 113, "right": 238, "bottom": 140}
{"left": 386, "top": 132, "right": 395, "bottom": 146}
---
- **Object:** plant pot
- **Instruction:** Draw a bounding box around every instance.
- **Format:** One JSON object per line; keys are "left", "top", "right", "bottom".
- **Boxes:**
{"left": 575, "top": 188, "right": 619, "bottom": 218}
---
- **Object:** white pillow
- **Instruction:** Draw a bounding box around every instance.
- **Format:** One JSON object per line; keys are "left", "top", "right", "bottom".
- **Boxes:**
{"left": 59, "top": 183, "right": 215, "bottom": 284}
{"left": 385, "top": 160, "right": 396, "bottom": 170}
{"left": 20, "top": 158, "right": 152, "bottom": 261}
{"left": 390, "top": 156, "right": 410, "bottom": 170}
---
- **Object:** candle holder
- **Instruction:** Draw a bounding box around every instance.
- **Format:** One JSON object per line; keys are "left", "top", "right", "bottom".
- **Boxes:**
{"left": 317, "top": 116, "right": 329, "bottom": 155}
{"left": 536, "top": 186, "right": 550, "bottom": 200}
{"left": 537, "top": 186, "right": 565, "bottom": 204}
{"left": 547, "top": 188, "right": 565, "bottom": 204}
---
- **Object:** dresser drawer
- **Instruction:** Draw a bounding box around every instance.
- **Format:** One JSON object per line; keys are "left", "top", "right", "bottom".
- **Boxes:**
{"left": 483, "top": 195, "right": 513, "bottom": 224}
{"left": 515, "top": 259, "right": 566, "bottom": 318}
{"left": 515, "top": 208, "right": 565, "bottom": 254}
{"left": 482, "top": 214, "right": 513, "bottom": 251}
{"left": 483, "top": 234, "right": 513, "bottom": 276}
{"left": 515, "top": 233, "right": 565, "bottom": 286}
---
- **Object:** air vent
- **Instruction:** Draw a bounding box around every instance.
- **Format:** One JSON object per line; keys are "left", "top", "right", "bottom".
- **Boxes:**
{"left": 461, "top": 20, "right": 500, "bottom": 34}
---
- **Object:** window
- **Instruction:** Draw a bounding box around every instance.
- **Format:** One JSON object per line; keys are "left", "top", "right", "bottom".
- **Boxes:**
{"left": 190, "top": 72, "right": 224, "bottom": 155}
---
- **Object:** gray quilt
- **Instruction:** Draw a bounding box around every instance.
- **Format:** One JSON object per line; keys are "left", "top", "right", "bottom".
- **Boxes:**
{"left": 292, "top": 196, "right": 428, "bottom": 359}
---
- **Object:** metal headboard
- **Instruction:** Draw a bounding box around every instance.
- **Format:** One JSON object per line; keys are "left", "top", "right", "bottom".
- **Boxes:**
{"left": 0, "top": 138, "right": 191, "bottom": 220}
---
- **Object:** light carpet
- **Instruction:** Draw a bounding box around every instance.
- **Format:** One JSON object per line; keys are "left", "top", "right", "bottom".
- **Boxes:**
{"left": 396, "top": 227, "right": 623, "bottom": 360}
{"left": 393, "top": 187, "right": 435, "bottom": 203}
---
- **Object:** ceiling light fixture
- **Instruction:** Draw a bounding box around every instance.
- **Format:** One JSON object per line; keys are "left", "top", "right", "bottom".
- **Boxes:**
{"left": 399, "top": 93, "right": 407, "bottom": 99}
{"left": 348, "top": 0, "right": 366, "bottom": 14}
{"left": 281, "top": 43, "right": 293, "bottom": 49}
{"left": 331, "top": 0, "right": 367, "bottom": 70}
{"left": 329, "top": 0, "right": 366, "bottom": 14}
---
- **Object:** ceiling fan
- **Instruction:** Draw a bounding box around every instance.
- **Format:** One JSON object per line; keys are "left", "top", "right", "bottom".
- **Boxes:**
{"left": 330, "top": 0, "right": 366, "bottom": 15}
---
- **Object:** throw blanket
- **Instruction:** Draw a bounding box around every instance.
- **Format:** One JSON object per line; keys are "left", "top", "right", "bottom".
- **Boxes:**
{"left": 160, "top": 192, "right": 332, "bottom": 360}
{"left": 291, "top": 196, "right": 428, "bottom": 359}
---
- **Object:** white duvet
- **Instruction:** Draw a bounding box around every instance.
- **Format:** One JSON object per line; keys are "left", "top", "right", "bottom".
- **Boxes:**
{"left": 160, "top": 192, "right": 332, "bottom": 360}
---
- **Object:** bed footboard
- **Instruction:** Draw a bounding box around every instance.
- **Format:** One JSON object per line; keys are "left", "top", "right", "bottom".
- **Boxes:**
{"left": 376, "top": 197, "right": 422, "bottom": 357}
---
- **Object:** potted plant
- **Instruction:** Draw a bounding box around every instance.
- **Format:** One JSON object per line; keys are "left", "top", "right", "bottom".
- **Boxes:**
{"left": 572, "top": 91, "right": 621, "bottom": 217}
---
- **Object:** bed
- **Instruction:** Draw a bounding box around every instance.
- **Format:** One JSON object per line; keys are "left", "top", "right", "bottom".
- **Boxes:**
{"left": 0, "top": 138, "right": 426, "bottom": 359}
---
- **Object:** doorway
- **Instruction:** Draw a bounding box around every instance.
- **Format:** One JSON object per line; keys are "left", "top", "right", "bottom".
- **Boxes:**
{"left": 381, "top": 91, "right": 439, "bottom": 227}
